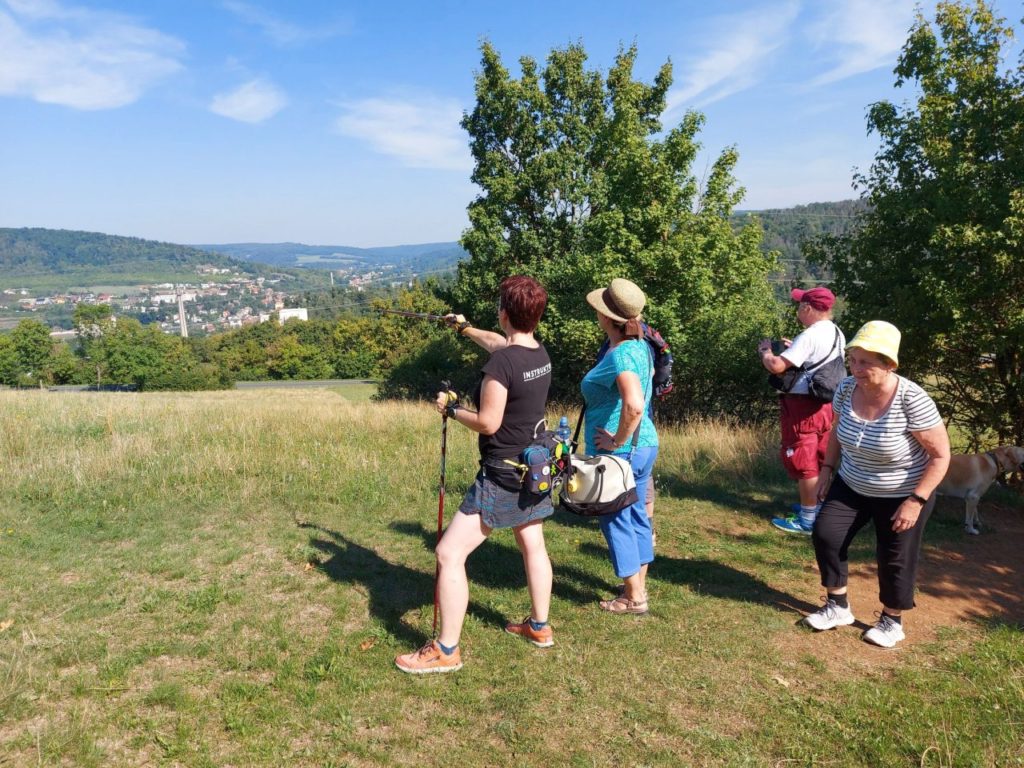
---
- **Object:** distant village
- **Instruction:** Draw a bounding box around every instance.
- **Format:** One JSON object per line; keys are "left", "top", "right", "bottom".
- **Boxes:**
{"left": 1, "top": 264, "right": 313, "bottom": 337}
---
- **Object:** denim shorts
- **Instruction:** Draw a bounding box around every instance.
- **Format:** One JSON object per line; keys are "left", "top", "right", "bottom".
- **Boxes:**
{"left": 458, "top": 470, "right": 553, "bottom": 530}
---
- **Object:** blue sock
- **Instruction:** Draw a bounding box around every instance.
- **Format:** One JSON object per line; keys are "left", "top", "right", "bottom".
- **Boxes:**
{"left": 437, "top": 640, "right": 458, "bottom": 655}
{"left": 528, "top": 618, "right": 548, "bottom": 632}
{"left": 798, "top": 505, "right": 818, "bottom": 528}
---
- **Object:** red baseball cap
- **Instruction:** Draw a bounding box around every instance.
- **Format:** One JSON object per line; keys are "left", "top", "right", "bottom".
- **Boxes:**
{"left": 790, "top": 286, "right": 835, "bottom": 311}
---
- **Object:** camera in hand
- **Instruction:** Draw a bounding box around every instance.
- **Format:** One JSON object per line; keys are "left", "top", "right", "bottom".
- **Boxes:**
{"left": 770, "top": 339, "right": 785, "bottom": 356}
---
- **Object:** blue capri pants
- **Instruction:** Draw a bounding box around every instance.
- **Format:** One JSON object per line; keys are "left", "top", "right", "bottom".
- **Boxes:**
{"left": 598, "top": 445, "right": 658, "bottom": 578}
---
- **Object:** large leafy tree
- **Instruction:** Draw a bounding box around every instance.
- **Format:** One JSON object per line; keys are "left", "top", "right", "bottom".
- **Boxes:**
{"left": 810, "top": 1, "right": 1024, "bottom": 447}
{"left": 450, "top": 42, "right": 782, "bottom": 418}
{"left": 10, "top": 319, "right": 54, "bottom": 383}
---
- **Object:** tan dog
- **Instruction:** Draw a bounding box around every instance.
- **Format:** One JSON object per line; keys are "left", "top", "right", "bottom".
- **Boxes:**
{"left": 935, "top": 445, "right": 1024, "bottom": 534}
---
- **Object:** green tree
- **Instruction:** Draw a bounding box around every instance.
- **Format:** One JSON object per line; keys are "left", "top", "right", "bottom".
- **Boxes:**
{"left": 47, "top": 342, "right": 81, "bottom": 385}
{"left": 72, "top": 303, "right": 115, "bottom": 383}
{"left": 266, "top": 334, "right": 333, "bottom": 380}
{"left": 809, "top": 1, "right": 1024, "bottom": 447}
{"left": 447, "top": 41, "right": 782, "bottom": 418}
{"left": 0, "top": 334, "right": 19, "bottom": 386}
{"left": 101, "top": 318, "right": 165, "bottom": 387}
{"left": 10, "top": 319, "right": 54, "bottom": 385}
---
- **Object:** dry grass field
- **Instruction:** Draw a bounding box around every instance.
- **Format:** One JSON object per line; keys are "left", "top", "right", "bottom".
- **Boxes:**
{"left": 1, "top": 387, "right": 1022, "bottom": 767}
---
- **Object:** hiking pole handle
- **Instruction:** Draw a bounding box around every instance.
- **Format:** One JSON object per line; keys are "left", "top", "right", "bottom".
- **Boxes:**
{"left": 440, "top": 379, "right": 458, "bottom": 412}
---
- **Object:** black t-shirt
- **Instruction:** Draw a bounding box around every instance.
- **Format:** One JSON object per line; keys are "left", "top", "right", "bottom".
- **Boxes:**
{"left": 473, "top": 343, "right": 552, "bottom": 462}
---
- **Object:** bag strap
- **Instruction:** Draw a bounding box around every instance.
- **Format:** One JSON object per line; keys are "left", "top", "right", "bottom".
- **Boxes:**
{"left": 804, "top": 326, "right": 841, "bottom": 375}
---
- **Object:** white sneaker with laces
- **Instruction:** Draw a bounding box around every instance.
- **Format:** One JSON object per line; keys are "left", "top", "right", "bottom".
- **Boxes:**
{"left": 862, "top": 613, "right": 905, "bottom": 648}
{"left": 803, "top": 599, "right": 855, "bottom": 631}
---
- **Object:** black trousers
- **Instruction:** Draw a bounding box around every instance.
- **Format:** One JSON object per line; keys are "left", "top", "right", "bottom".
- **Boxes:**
{"left": 812, "top": 475, "right": 932, "bottom": 611}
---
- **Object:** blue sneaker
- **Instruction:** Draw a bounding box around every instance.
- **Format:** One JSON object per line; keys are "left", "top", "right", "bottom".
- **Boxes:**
{"left": 771, "top": 515, "right": 813, "bottom": 535}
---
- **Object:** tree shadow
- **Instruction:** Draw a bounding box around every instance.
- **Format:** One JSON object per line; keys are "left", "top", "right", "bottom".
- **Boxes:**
{"left": 914, "top": 500, "right": 1024, "bottom": 625}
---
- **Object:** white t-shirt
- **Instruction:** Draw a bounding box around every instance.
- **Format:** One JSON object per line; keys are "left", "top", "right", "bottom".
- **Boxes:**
{"left": 832, "top": 375, "right": 944, "bottom": 497}
{"left": 780, "top": 320, "right": 846, "bottom": 395}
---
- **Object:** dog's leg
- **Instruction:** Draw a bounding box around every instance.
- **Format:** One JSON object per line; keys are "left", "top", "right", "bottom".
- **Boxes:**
{"left": 964, "top": 496, "right": 980, "bottom": 535}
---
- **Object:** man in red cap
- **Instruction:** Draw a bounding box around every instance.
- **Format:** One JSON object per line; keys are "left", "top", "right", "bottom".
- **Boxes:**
{"left": 758, "top": 286, "right": 846, "bottom": 533}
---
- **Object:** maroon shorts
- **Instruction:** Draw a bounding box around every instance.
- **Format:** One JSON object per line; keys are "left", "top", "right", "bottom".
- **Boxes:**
{"left": 779, "top": 395, "right": 834, "bottom": 481}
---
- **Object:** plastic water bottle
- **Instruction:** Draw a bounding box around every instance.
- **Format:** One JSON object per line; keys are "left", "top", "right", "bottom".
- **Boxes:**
{"left": 555, "top": 415, "right": 578, "bottom": 492}
{"left": 556, "top": 416, "right": 571, "bottom": 446}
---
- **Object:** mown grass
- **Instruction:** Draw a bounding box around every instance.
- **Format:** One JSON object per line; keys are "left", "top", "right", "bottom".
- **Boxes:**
{"left": 0, "top": 388, "right": 1021, "bottom": 767}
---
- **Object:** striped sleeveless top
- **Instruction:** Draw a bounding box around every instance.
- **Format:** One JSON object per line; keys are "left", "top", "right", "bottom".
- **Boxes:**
{"left": 832, "top": 375, "right": 943, "bottom": 497}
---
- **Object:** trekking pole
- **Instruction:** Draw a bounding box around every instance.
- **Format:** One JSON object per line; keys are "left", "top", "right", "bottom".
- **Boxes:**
{"left": 379, "top": 309, "right": 449, "bottom": 323}
{"left": 434, "top": 379, "right": 458, "bottom": 636}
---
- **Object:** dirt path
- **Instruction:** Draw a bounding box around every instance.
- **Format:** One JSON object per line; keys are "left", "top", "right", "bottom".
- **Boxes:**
{"left": 776, "top": 500, "right": 1022, "bottom": 667}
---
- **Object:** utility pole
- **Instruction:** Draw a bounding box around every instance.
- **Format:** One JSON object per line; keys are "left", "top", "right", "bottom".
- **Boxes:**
{"left": 176, "top": 286, "right": 189, "bottom": 338}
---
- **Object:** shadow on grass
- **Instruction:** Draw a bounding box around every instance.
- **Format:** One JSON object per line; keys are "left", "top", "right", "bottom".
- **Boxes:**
{"left": 658, "top": 476, "right": 792, "bottom": 522}
{"left": 576, "top": 541, "right": 818, "bottom": 617}
{"left": 299, "top": 519, "right": 616, "bottom": 646}
{"left": 389, "top": 520, "right": 612, "bottom": 605}
{"left": 301, "top": 521, "right": 505, "bottom": 647}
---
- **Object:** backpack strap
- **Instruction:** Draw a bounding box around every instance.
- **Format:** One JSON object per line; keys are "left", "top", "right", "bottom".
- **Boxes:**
{"left": 804, "top": 326, "right": 841, "bottom": 375}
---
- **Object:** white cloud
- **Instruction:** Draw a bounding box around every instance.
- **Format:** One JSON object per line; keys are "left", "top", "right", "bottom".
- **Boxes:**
{"left": 222, "top": 0, "right": 348, "bottom": 46}
{"left": 209, "top": 78, "right": 287, "bottom": 123}
{"left": 335, "top": 96, "right": 471, "bottom": 171}
{"left": 806, "top": 0, "right": 917, "bottom": 85}
{"left": 666, "top": 2, "right": 801, "bottom": 112}
{"left": 0, "top": 0, "right": 184, "bottom": 109}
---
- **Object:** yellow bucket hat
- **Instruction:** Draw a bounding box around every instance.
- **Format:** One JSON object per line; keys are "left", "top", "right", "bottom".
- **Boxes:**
{"left": 848, "top": 320, "right": 901, "bottom": 367}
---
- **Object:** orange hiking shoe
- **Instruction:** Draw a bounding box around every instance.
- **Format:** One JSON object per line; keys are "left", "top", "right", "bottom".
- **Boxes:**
{"left": 504, "top": 617, "right": 554, "bottom": 648}
{"left": 395, "top": 640, "right": 463, "bottom": 674}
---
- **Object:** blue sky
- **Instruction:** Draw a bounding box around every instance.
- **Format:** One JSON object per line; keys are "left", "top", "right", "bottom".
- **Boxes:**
{"left": 1, "top": 0, "right": 1021, "bottom": 247}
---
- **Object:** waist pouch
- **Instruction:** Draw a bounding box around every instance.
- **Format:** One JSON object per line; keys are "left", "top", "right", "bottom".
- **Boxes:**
{"left": 482, "top": 428, "right": 559, "bottom": 495}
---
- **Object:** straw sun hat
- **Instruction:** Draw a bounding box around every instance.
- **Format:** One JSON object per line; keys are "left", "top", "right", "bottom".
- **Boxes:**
{"left": 586, "top": 278, "right": 646, "bottom": 323}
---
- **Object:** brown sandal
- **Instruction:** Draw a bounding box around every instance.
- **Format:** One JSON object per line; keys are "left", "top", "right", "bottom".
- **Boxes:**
{"left": 599, "top": 595, "right": 648, "bottom": 615}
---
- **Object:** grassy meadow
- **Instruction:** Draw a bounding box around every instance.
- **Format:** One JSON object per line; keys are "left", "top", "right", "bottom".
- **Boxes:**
{"left": 1, "top": 386, "right": 1022, "bottom": 767}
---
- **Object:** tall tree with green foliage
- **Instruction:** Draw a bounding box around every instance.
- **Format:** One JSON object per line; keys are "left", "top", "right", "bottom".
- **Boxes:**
{"left": 10, "top": 319, "right": 54, "bottom": 384}
{"left": 809, "top": 1, "right": 1024, "bottom": 447}
{"left": 449, "top": 42, "right": 782, "bottom": 418}
{"left": 0, "top": 319, "right": 63, "bottom": 387}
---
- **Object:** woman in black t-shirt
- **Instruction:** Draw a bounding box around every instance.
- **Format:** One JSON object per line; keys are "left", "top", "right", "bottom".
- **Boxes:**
{"left": 395, "top": 276, "right": 556, "bottom": 675}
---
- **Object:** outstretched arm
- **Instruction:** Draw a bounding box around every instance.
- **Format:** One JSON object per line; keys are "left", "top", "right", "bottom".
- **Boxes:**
{"left": 446, "top": 314, "right": 506, "bottom": 353}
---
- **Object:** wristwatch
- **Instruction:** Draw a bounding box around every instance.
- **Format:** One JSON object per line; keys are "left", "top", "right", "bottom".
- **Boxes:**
{"left": 908, "top": 492, "right": 928, "bottom": 504}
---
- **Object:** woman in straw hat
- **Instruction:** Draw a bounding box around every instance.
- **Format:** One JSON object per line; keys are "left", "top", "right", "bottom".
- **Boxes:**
{"left": 582, "top": 278, "right": 659, "bottom": 614}
{"left": 803, "top": 321, "right": 950, "bottom": 648}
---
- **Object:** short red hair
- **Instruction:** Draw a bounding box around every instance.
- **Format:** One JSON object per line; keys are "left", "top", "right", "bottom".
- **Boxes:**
{"left": 499, "top": 275, "right": 547, "bottom": 332}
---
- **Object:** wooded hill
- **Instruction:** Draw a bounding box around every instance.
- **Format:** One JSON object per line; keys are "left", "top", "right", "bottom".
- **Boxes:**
{"left": 736, "top": 199, "right": 867, "bottom": 284}
{"left": 196, "top": 240, "right": 468, "bottom": 276}
{"left": 0, "top": 228, "right": 319, "bottom": 292}
{"left": 2, "top": 201, "right": 865, "bottom": 295}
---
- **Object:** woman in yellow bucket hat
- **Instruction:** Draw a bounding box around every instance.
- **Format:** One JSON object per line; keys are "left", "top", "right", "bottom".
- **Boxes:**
{"left": 801, "top": 320, "right": 950, "bottom": 648}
